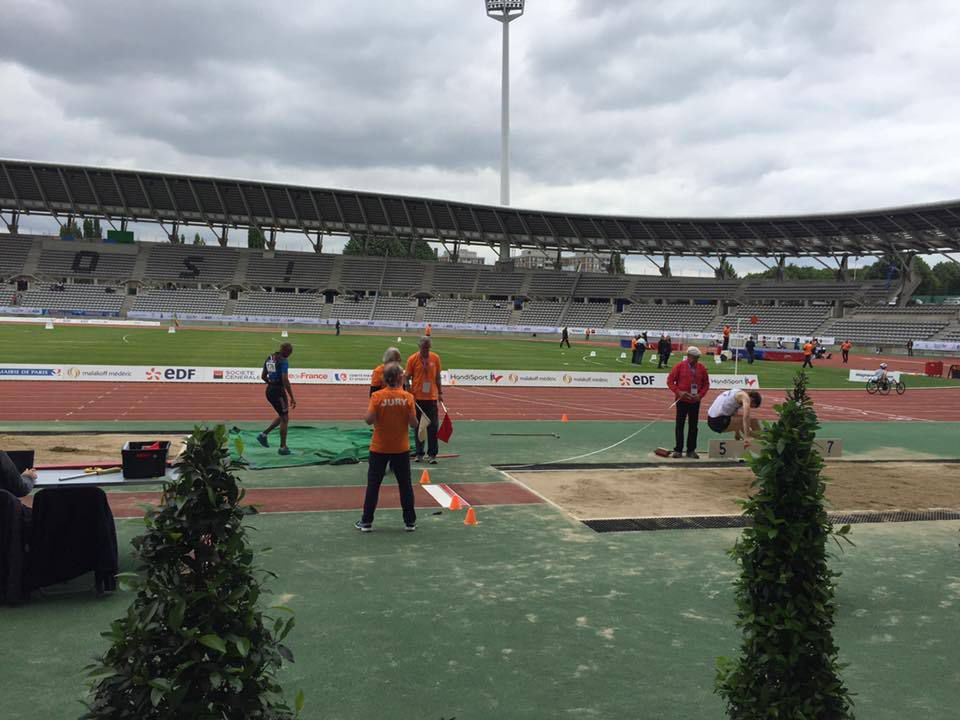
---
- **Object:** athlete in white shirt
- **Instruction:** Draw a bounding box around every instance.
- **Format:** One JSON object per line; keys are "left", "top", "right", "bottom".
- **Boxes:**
{"left": 707, "top": 389, "right": 763, "bottom": 441}
{"left": 871, "top": 363, "right": 889, "bottom": 387}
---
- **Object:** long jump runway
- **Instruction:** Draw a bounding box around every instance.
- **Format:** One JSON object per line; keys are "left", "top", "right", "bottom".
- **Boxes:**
{"left": 2, "top": 382, "right": 960, "bottom": 422}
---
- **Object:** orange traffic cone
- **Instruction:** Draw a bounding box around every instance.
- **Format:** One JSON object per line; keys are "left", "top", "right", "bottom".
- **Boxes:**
{"left": 464, "top": 507, "right": 478, "bottom": 526}
{"left": 561, "top": 414, "right": 569, "bottom": 423}
{"left": 419, "top": 470, "right": 431, "bottom": 485}
{"left": 449, "top": 494, "right": 462, "bottom": 511}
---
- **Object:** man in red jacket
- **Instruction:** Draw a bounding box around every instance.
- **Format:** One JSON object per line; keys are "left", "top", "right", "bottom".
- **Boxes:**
{"left": 667, "top": 346, "right": 710, "bottom": 459}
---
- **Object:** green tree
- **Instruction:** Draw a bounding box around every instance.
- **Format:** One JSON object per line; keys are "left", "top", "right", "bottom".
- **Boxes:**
{"left": 744, "top": 264, "right": 836, "bottom": 281}
{"left": 343, "top": 235, "right": 435, "bottom": 260}
{"left": 607, "top": 252, "right": 625, "bottom": 274}
{"left": 716, "top": 373, "right": 854, "bottom": 719}
{"left": 193, "top": 232, "right": 206, "bottom": 246}
{"left": 931, "top": 261, "right": 960, "bottom": 295}
{"left": 911, "top": 257, "right": 937, "bottom": 295}
{"left": 83, "top": 426, "right": 301, "bottom": 719}
{"left": 60, "top": 220, "right": 83, "bottom": 239}
{"left": 92, "top": 218, "right": 103, "bottom": 240}
{"left": 82, "top": 218, "right": 94, "bottom": 239}
{"left": 248, "top": 227, "right": 266, "bottom": 249}
{"left": 716, "top": 258, "right": 738, "bottom": 279}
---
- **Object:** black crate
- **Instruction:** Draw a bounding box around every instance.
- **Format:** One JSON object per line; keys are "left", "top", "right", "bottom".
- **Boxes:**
{"left": 121, "top": 441, "right": 170, "bottom": 479}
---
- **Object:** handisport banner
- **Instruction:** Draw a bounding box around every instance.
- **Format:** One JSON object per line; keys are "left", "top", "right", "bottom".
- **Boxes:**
{"left": 0, "top": 363, "right": 759, "bottom": 389}
{"left": 848, "top": 369, "right": 903, "bottom": 383}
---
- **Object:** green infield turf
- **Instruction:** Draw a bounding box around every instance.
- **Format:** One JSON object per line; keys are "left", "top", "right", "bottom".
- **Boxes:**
{"left": 0, "top": 323, "right": 951, "bottom": 389}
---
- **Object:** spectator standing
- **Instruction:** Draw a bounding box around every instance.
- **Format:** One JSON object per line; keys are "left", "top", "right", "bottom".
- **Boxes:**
{"left": 761, "top": 336, "right": 768, "bottom": 348}
{"left": 907, "top": 339, "right": 914, "bottom": 357}
{"left": 777, "top": 337, "right": 785, "bottom": 349}
{"left": 355, "top": 363, "right": 418, "bottom": 532}
{"left": 745, "top": 335, "right": 756, "bottom": 364}
{"left": 667, "top": 347, "right": 710, "bottom": 459}
{"left": 405, "top": 336, "right": 443, "bottom": 464}
{"left": 802, "top": 340, "right": 814, "bottom": 368}
{"left": 657, "top": 334, "right": 672, "bottom": 369}
{"left": 560, "top": 327, "right": 570, "bottom": 348}
{"left": 335, "top": 320, "right": 341, "bottom": 336}
{"left": 794, "top": 337, "right": 801, "bottom": 350}
{"left": 841, "top": 339, "right": 852, "bottom": 364}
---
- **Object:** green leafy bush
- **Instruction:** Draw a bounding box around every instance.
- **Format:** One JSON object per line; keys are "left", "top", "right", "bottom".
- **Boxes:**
{"left": 716, "top": 373, "right": 854, "bottom": 719}
{"left": 83, "top": 426, "right": 301, "bottom": 719}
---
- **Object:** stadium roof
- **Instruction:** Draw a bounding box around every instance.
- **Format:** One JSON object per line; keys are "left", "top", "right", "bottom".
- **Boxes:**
{"left": 2, "top": 158, "right": 959, "bottom": 257}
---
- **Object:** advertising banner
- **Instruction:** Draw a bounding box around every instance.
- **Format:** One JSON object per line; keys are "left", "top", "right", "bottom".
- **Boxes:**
{"left": 0, "top": 363, "right": 760, "bottom": 389}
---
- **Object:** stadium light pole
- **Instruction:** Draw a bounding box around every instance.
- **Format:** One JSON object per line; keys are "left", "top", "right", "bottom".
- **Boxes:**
{"left": 485, "top": 0, "right": 525, "bottom": 259}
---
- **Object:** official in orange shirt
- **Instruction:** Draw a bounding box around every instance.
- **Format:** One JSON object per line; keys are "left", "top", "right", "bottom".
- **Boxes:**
{"left": 370, "top": 346, "right": 402, "bottom": 396}
{"left": 405, "top": 336, "right": 443, "bottom": 463}
{"left": 425, "top": 323, "right": 432, "bottom": 337}
{"left": 356, "top": 363, "right": 418, "bottom": 532}
{"left": 841, "top": 340, "right": 852, "bottom": 364}
{"left": 802, "top": 340, "right": 814, "bottom": 369}
{"left": 722, "top": 324, "right": 731, "bottom": 351}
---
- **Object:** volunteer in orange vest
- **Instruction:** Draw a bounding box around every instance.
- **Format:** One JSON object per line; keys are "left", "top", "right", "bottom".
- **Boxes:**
{"left": 356, "top": 363, "right": 419, "bottom": 532}
{"left": 841, "top": 339, "right": 852, "bottom": 364}
{"left": 405, "top": 336, "right": 443, "bottom": 464}
{"left": 667, "top": 347, "right": 710, "bottom": 459}
{"left": 630, "top": 336, "right": 639, "bottom": 364}
{"left": 370, "top": 346, "right": 402, "bottom": 396}
{"left": 802, "top": 340, "right": 814, "bottom": 369}
{"left": 425, "top": 323, "right": 432, "bottom": 337}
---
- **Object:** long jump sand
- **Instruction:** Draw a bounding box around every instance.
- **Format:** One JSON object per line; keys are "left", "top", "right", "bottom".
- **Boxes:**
{"left": 0, "top": 433, "right": 187, "bottom": 466}
{"left": 511, "top": 463, "right": 960, "bottom": 520}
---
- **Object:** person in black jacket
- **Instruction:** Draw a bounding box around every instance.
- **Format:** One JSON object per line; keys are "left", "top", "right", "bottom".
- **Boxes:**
{"left": 657, "top": 334, "right": 672, "bottom": 369}
{"left": 745, "top": 335, "right": 757, "bottom": 364}
{"left": 0, "top": 451, "right": 35, "bottom": 514}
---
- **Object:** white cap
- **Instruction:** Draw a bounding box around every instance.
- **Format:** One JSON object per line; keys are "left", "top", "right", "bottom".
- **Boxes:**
{"left": 880, "top": 362, "right": 888, "bottom": 368}
{"left": 686, "top": 346, "right": 701, "bottom": 357}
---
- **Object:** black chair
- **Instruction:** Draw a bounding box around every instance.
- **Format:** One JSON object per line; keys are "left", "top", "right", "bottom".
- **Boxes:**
{"left": 0, "top": 489, "right": 28, "bottom": 604}
{"left": 26, "top": 487, "right": 119, "bottom": 595}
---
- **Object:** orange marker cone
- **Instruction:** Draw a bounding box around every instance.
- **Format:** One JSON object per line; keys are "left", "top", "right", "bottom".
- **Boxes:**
{"left": 419, "top": 470, "right": 431, "bottom": 485}
{"left": 464, "top": 507, "right": 478, "bottom": 526}
{"left": 449, "top": 494, "right": 462, "bottom": 511}
{"left": 561, "top": 414, "right": 569, "bottom": 423}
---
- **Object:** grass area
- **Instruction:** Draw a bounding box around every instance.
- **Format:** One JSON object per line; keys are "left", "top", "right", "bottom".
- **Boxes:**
{"left": 0, "top": 323, "right": 952, "bottom": 389}
{"left": 3, "top": 509, "right": 959, "bottom": 719}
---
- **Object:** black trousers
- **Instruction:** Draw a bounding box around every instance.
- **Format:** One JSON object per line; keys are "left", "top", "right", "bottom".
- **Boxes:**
{"left": 746, "top": 349, "right": 755, "bottom": 364}
{"left": 414, "top": 400, "right": 439, "bottom": 458}
{"left": 722, "top": 337, "right": 730, "bottom": 350}
{"left": 362, "top": 452, "right": 416, "bottom": 526}
{"left": 658, "top": 352, "right": 670, "bottom": 368}
{"left": 631, "top": 348, "right": 639, "bottom": 363}
{"left": 802, "top": 356, "right": 813, "bottom": 368}
{"left": 674, "top": 401, "right": 700, "bottom": 453}
{"left": 560, "top": 337, "right": 570, "bottom": 348}
{"left": 842, "top": 350, "right": 849, "bottom": 363}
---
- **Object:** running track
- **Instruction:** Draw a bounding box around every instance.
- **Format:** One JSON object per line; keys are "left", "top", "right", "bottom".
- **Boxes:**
{"left": 3, "top": 382, "right": 960, "bottom": 423}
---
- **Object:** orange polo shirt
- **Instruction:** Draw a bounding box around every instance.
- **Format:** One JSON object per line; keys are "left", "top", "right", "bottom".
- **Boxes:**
{"left": 425, "top": 324, "right": 432, "bottom": 337}
{"left": 368, "top": 387, "right": 415, "bottom": 454}
{"left": 803, "top": 342, "right": 813, "bottom": 356}
{"left": 841, "top": 341, "right": 852, "bottom": 352}
{"left": 405, "top": 351, "right": 442, "bottom": 401}
{"left": 370, "top": 363, "right": 385, "bottom": 391}
{"left": 630, "top": 338, "right": 638, "bottom": 350}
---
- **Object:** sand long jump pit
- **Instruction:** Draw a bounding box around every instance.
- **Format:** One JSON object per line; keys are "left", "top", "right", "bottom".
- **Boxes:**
{"left": 503, "top": 461, "right": 960, "bottom": 532}
{"left": 0, "top": 433, "right": 188, "bottom": 466}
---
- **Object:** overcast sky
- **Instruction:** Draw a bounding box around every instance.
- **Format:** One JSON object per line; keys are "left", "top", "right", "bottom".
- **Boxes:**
{"left": 2, "top": 0, "right": 958, "bottom": 275}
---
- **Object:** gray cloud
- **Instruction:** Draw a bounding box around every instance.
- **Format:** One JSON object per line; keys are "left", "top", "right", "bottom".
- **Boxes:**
{"left": 2, "top": 0, "right": 960, "bottom": 234}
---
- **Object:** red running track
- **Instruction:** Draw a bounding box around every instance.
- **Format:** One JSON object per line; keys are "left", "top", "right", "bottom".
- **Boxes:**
{"left": 2, "top": 382, "right": 959, "bottom": 423}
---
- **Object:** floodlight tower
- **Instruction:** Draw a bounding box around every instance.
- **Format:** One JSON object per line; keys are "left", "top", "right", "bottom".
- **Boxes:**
{"left": 485, "top": 0, "right": 525, "bottom": 257}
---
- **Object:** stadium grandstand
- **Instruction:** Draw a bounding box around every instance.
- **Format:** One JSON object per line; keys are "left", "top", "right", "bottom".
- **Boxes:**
{"left": 2, "top": 159, "right": 960, "bottom": 345}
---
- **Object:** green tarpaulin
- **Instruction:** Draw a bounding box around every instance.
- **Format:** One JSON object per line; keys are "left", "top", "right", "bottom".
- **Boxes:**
{"left": 230, "top": 426, "right": 375, "bottom": 469}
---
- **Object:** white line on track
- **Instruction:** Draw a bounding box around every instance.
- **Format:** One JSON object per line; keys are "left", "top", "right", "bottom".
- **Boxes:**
{"left": 452, "top": 385, "right": 639, "bottom": 419}
{"left": 816, "top": 402, "right": 935, "bottom": 423}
